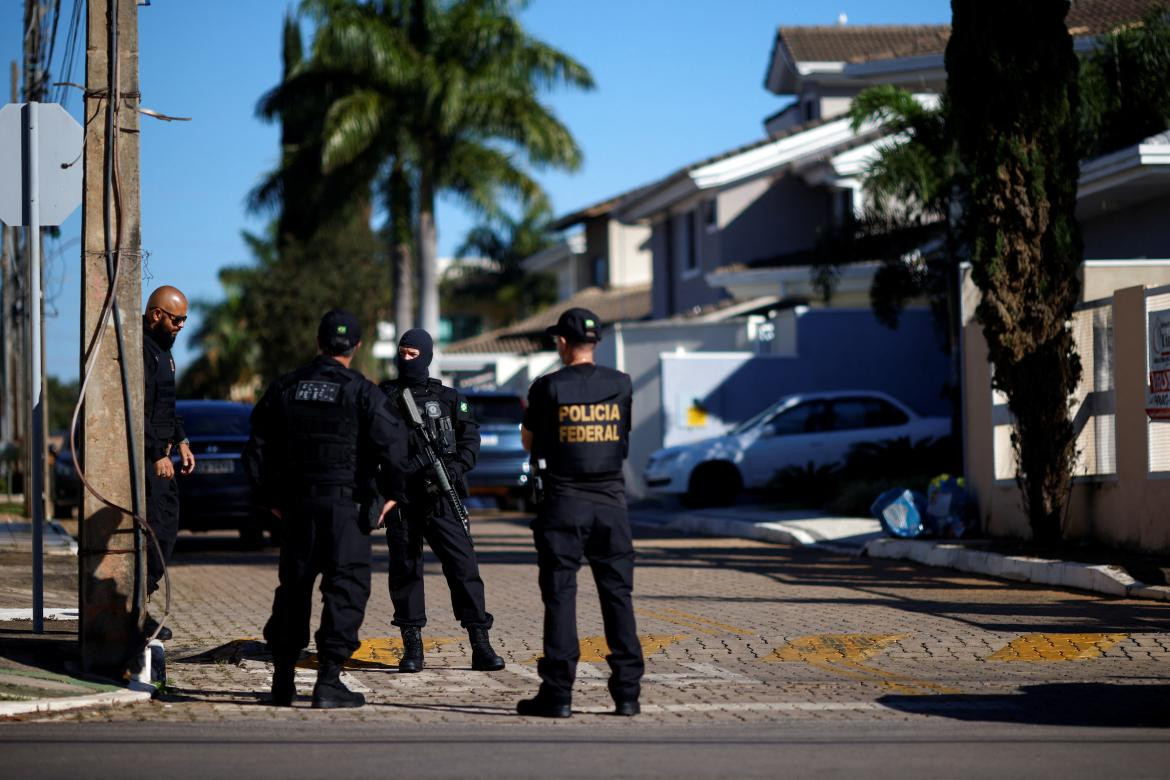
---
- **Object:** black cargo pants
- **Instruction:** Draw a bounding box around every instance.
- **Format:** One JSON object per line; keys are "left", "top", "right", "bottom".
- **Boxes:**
{"left": 145, "top": 470, "right": 180, "bottom": 595}
{"left": 386, "top": 498, "right": 493, "bottom": 630}
{"left": 532, "top": 494, "right": 644, "bottom": 703}
{"left": 264, "top": 493, "right": 371, "bottom": 664}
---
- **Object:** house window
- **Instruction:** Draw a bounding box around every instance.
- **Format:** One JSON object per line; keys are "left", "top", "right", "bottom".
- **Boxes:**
{"left": 591, "top": 255, "right": 608, "bottom": 288}
{"left": 682, "top": 210, "right": 697, "bottom": 273}
{"left": 705, "top": 199, "right": 718, "bottom": 232}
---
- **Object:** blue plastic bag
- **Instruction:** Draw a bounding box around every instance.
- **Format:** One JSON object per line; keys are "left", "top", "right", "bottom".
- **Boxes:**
{"left": 871, "top": 488, "right": 931, "bottom": 538}
{"left": 926, "top": 474, "right": 976, "bottom": 538}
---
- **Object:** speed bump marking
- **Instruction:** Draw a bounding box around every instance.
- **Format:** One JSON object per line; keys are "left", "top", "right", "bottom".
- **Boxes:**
{"left": 768, "top": 633, "right": 957, "bottom": 695}
{"left": 988, "top": 633, "right": 1128, "bottom": 662}
{"left": 526, "top": 634, "right": 686, "bottom": 664}
{"left": 299, "top": 637, "right": 462, "bottom": 670}
{"left": 768, "top": 634, "right": 908, "bottom": 663}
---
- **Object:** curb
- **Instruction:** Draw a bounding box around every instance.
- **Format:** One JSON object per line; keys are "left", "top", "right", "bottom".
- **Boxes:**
{"left": 863, "top": 538, "right": 1170, "bottom": 602}
{"left": 634, "top": 512, "right": 816, "bottom": 547}
{"left": 0, "top": 687, "right": 152, "bottom": 718}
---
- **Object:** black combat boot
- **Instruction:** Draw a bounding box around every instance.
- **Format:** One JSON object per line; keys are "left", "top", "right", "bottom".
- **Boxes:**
{"left": 311, "top": 660, "right": 364, "bottom": 709}
{"left": 270, "top": 655, "right": 297, "bottom": 707}
{"left": 398, "top": 626, "right": 425, "bottom": 673}
{"left": 469, "top": 627, "right": 505, "bottom": 671}
{"left": 516, "top": 689, "right": 571, "bottom": 718}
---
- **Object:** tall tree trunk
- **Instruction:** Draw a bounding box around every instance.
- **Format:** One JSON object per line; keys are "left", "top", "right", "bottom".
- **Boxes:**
{"left": 947, "top": 0, "right": 1083, "bottom": 544}
{"left": 389, "top": 162, "right": 414, "bottom": 336}
{"left": 416, "top": 166, "right": 440, "bottom": 339}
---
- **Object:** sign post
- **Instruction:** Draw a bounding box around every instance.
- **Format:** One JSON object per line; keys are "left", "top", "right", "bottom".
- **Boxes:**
{"left": 0, "top": 102, "right": 84, "bottom": 633}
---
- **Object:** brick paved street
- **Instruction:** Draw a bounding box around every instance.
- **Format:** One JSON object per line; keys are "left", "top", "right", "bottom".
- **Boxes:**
{"left": 18, "top": 511, "right": 1168, "bottom": 730}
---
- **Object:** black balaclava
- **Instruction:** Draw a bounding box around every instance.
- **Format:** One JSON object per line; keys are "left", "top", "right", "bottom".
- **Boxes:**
{"left": 396, "top": 328, "right": 433, "bottom": 386}
{"left": 144, "top": 315, "right": 177, "bottom": 350}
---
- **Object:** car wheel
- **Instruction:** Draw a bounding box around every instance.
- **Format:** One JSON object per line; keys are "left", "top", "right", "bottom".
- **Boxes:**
{"left": 683, "top": 462, "right": 743, "bottom": 508}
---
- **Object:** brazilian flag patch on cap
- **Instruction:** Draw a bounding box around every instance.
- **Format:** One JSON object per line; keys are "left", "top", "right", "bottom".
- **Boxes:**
{"left": 337, "top": 325, "right": 347, "bottom": 334}
{"left": 585, "top": 318, "right": 595, "bottom": 327}
{"left": 460, "top": 401, "right": 469, "bottom": 413}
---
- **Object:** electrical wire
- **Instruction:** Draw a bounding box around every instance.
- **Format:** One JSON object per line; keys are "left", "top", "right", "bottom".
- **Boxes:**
{"left": 66, "top": 0, "right": 170, "bottom": 664}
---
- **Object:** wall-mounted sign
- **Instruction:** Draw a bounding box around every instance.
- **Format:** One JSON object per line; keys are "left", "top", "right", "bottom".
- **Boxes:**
{"left": 1147, "top": 309, "right": 1170, "bottom": 421}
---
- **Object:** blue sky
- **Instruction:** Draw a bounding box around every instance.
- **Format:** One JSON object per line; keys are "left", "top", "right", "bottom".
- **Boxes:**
{"left": 2, "top": 0, "right": 952, "bottom": 381}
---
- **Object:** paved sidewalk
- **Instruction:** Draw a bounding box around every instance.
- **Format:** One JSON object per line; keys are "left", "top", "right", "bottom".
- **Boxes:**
{"left": 0, "top": 513, "right": 148, "bottom": 718}
{"left": 629, "top": 502, "right": 1170, "bottom": 603}
{"left": 0, "top": 514, "right": 78, "bottom": 555}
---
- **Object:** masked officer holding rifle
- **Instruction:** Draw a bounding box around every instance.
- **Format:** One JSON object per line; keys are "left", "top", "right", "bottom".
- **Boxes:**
{"left": 244, "top": 309, "right": 410, "bottom": 709}
{"left": 378, "top": 328, "right": 505, "bottom": 674}
{"left": 517, "top": 308, "right": 644, "bottom": 718}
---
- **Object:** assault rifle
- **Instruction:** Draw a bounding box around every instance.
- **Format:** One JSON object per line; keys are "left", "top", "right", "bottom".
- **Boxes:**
{"left": 398, "top": 389, "right": 473, "bottom": 543}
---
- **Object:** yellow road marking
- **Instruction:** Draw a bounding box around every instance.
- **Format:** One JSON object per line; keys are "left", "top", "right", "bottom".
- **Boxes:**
{"left": 298, "top": 637, "right": 461, "bottom": 670}
{"left": 988, "top": 633, "right": 1128, "bottom": 662}
{"left": 766, "top": 633, "right": 957, "bottom": 695}
{"left": 635, "top": 607, "right": 749, "bottom": 636}
{"left": 525, "top": 634, "right": 686, "bottom": 664}
{"left": 768, "top": 634, "right": 909, "bottom": 663}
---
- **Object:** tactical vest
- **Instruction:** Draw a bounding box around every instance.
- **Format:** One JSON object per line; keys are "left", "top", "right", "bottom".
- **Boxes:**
{"left": 283, "top": 371, "right": 360, "bottom": 486}
{"left": 538, "top": 367, "right": 629, "bottom": 477}
{"left": 385, "top": 380, "right": 458, "bottom": 465}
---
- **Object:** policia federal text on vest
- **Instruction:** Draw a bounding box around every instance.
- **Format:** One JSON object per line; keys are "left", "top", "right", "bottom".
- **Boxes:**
{"left": 517, "top": 307, "right": 644, "bottom": 719}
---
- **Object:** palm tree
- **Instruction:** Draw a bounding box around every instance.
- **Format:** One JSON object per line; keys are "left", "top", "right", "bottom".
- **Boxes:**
{"left": 443, "top": 199, "right": 557, "bottom": 332}
{"left": 284, "top": 0, "right": 594, "bottom": 338}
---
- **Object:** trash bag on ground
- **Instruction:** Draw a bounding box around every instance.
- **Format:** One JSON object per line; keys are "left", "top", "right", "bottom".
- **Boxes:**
{"left": 926, "top": 474, "right": 976, "bottom": 538}
{"left": 870, "top": 488, "right": 932, "bottom": 539}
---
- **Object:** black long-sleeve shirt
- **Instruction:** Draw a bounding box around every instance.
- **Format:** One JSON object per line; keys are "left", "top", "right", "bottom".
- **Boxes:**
{"left": 144, "top": 323, "right": 186, "bottom": 463}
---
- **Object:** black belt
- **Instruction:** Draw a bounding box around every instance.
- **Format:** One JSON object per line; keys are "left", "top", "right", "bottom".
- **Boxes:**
{"left": 303, "top": 484, "right": 355, "bottom": 499}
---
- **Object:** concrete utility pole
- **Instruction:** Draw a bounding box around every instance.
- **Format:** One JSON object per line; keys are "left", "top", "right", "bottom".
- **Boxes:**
{"left": 79, "top": 0, "right": 145, "bottom": 674}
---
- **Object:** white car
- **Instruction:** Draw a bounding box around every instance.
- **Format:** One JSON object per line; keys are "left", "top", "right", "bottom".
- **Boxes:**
{"left": 643, "top": 390, "right": 950, "bottom": 507}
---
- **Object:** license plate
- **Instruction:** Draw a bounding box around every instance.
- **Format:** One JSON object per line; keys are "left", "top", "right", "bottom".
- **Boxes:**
{"left": 480, "top": 434, "right": 499, "bottom": 446}
{"left": 197, "top": 459, "right": 235, "bottom": 475}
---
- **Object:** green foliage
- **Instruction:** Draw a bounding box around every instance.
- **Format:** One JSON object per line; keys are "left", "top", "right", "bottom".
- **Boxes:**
{"left": 179, "top": 219, "right": 391, "bottom": 400}
{"left": 441, "top": 200, "right": 559, "bottom": 333}
{"left": 279, "top": 0, "right": 594, "bottom": 335}
{"left": 46, "top": 376, "right": 79, "bottom": 434}
{"left": 947, "top": 0, "right": 1083, "bottom": 543}
{"left": 1079, "top": 4, "right": 1170, "bottom": 158}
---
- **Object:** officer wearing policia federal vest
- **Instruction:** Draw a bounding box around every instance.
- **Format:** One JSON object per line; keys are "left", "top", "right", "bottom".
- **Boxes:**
{"left": 244, "top": 309, "right": 410, "bottom": 709}
{"left": 517, "top": 307, "right": 644, "bottom": 718}
{"left": 377, "top": 328, "right": 505, "bottom": 674}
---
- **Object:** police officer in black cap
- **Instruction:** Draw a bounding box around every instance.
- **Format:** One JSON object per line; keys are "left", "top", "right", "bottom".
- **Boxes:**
{"left": 244, "top": 309, "right": 410, "bottom": 709}
{"left": 517, "top": 308, "right": 644, "bottom": 718}
{"left": 378, "top": 328, "right": 505, "bottom": 674}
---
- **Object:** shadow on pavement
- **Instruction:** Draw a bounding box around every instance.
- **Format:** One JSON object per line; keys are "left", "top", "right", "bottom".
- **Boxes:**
{"left": 879, "top": 683, "right": 1170, "bottom": 728}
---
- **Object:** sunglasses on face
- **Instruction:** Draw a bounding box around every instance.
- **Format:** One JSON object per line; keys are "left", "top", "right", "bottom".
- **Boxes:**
{"left": 154, "top": 307, "right": 188, "bottom": 325}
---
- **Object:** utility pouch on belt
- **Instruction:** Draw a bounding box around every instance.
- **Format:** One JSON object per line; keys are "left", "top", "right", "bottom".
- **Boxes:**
{"left": 530, "top": 458, "right": 547, "bottom": 507}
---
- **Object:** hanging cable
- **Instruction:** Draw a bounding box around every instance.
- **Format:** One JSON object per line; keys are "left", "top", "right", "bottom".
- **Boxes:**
{"left": 67, "top": 0, "right": 170, "bottom": 663}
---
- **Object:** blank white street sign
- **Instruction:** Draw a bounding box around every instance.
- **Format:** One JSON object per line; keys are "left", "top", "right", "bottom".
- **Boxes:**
{"left": 0, "top": 102, "right": 84, "bottom": 227}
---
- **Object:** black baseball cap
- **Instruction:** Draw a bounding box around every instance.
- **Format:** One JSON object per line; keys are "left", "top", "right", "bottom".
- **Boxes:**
{"left": 318, "top": 309, "right": 362, "bottom": 354}
{"left": 546, "top": 307, "right": 602, "bottom": 344}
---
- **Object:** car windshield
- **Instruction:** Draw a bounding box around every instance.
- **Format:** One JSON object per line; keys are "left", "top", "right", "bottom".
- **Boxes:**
{"left": 178, "top": 405, "right": 253, "bottom": 436}
{"left": 730, "top": 396, "right": 797, "bottom": 434}
{"left": 467, "top": 395, "right": 524, "bottom": 425}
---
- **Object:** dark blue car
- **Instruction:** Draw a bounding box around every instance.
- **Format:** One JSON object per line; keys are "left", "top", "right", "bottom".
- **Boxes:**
{"left": 463, "top": 390, "right": 530, "bottom": 510}
{"left": 173, "top": 400, "right": 273, "bottom": 546}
